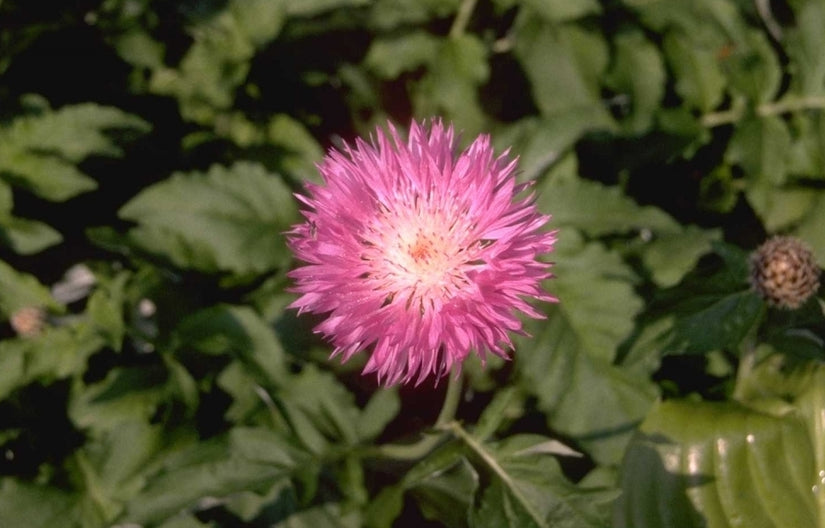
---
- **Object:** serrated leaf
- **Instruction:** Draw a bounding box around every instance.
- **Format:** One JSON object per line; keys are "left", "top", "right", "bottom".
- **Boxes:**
{"left": 68, "top": 366, "right": 169, "bottom": 434}
{"left": 356, "top": 387, "right": 400, "bottom": 442}
{"left": 456, "top": 431, "right": 616, "bottom": 528}
{"left": 174, "top": 304, "right": 288, "bottom": 386}
{"left": 365, "top": 31, "right": 440, "bottom": 79}
{"left": 119, "top": 162, "right": 298, "bottom": 274}
{"left": 537, "top": 171, "right": 679, "bottom": 238}
{"left": 605, "top": 31, "right": 665, "bottom": 134}
{"left": 721, "top": 30, "right": 782, "bottom": 103}
{"left": 727, "top": 116, "right": 792, "bottom": 185}
{"left": 640, "top": 226, "right": 721, "bottom": 287}
{"left": 785, "top": 0, "right": 825, "bottom": 95}
{"left": 0, "top": 479, "right": 79, "bottom": 528}
{"left": 473, "top": 387, "right": 520, "bottom": 442}
{"left": 793, "top": 191, "right": 825, "bottom": 266}
{"left": 275, "top": 365, "right": 362, "bottom": 452}
{"left": 0, "top": 259, "right": 59, "bottom": 317}
{"left": 410, "top": 456, "right": 478, "bottom": 528}
{"left": 284, "top": 0, "right": 369, "bottom": 17}
{"left": 520, "top": 0, "right": 600, "bottom": 21}
{"left": 149, "top": 0, "right": 284, "bottom": 124}
{"left": 0, "top": 102, "right": 149, "bottom": 201}
{"left": 229, "top": 0, "right": 286, "bottom": 47}
{"left": 495, "top": 116, "right": 601, "bottom": 182}
{"left": 517, "top": 311, "right": 658, "bottom": 466}
{"left": 273, "top": 502, "right": 363, "bottom": 528}
{"left": 368, "top": 0, "right": 461, "bottom": 30}
{"left": 514, "top": 16, "right": 612, "bottom": 124}
{"left": 74, "top": 420, "right": 165, "bottom": 521}
{"left": 0, "top": 215, "right": 62, "bottom": 254}
{"left": 267, "top": 114, "right": 325, "bottom": 183}
{"left": 112, "top": 29, "right": 165, "bottom": 69}
{"left": 746, "top": 183, "right": 819, "bottom": 232}
{"left": 549, "top": 231, "right": 644, "bottom": 363}
{"left": 122, "top": 427, "right": 310, "bottom": 525}
{"left": 663, "top": 31, "right": 726, "bottom": 112}
{"left": 413, "top": 34, "right": 489, "bottom": 134}
{"left": 0, "top": 324, "right": 106, "bottom": 399}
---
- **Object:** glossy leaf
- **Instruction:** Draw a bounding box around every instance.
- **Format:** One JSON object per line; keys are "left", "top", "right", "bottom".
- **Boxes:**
{"left": 616, "top": 398, "right": 822, "bottom": 527}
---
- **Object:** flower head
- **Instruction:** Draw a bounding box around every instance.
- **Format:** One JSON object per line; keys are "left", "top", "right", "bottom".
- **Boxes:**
{"left": 750, "top": 236, "right": 820, "bottom": 309}
{"left": 287, "top": 119, "right": 557, "bottom": 385}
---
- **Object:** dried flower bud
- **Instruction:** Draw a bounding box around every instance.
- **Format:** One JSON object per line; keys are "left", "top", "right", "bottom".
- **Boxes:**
{"left": 9, "top": 306, "right": 46, "bottom": 337}
{"left": 750, "top": 236, "right": 821, "bottom": 309}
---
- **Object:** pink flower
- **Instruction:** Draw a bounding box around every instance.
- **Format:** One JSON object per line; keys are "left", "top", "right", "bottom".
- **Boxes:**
{"left": 287, "top": 119, "right": 557, "bottom": 386}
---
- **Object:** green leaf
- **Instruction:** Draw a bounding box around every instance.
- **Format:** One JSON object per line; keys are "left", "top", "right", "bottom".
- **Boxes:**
{"left": 605, "top": 31, "right": 666, "bottom": 134}
{"left": 0, "top": 102, "right": 149, "bottom": 201}
{"left": 514, "top": 16, "right": 612, "bottom": 125}
{"left": 785, "top": 0, "right": 825, "bottom": 96}
{"left": 746, "top": 183, "right": 819, "bottom": 232}
{"left": 0, "top": 479, "right": 78, "bottom": 528}
{"left": 119, "top": 162, "right": 298, "bottom": 274}
{"left": 73, "top": 421, "right": 166, "bottom": 521}
{"left": 356, "top": 387, "right": 400, "bottom": 442}
{"left": 365, "top": 31, "right": 440, "bottom": 79}
{"left": 68, "top": 366, "right": 169, "bottom": 434}
{"left": 549, "top": 230, "right": 644, "bottom": 363}
{"left": 639, "top": 225, "right": 721, "bottom": 288}
{"left": 667, "top": 290, "right": 764, "bottom": 355}
{"left": 284, "top": 0, "right": 369, "bottom": 18}
{"left": 455, "top": 431, "right": 616, "bottom": 528}
{"left": 368, "top": 0, "right": 460, "bottom": 30}
{"left": 0, "top": 215, "right": 62, "bottom": 254}
{"left": 536, "top": 169, "right": 679, "bottom": 238}
{"left": 275, "top": 365, "right": 362, "bottom": 452}
{"left": 267, "top": 114, "right": 325, "bottom": 183}
{"left": 413, "top": 34, "right": 489, "bottom": 134}
{"left": 409, "top": 456, "right": 478, "bottom": 528}
{"left": 727, "top": 116, "right": 792, "bottom": 185}
{"left": 229, "top": 0, "right": 287, "bottom": 47}
{"left": 122, "top": 427, "right": 311, "bottom": 525}
{"left": 85, "top": 272, "right": 128, "bottom": 351}
{"left": 663, "top": 31, "right": 726, "bottom": 112}
{"left": 148, "top": 0, "right": 285, "bottom": 124}
{"left": 112, "top": 29, "right": 165, "bottom": 69}
{"left": 0, "top": 259, "right": 59, "bottom": 317}
{"left": 793, "top": 191, "right": 825, "bottom": 266}
{"left": 517, "top": 311, "right": 658, "bottom": 466}
{"left": 273, "top": 502, "right": 363, "bottom": 528}
{"left": 0, "top": 326, "right": 102, "bottom": 398}
{"left": 174, "top": 304, "right": 289, "bottom": 387}
{"left": 495, "top": 116, "right": 603, "bottom": 182}
{"left": 615, "top": 398, "right": 821, "bottom": 527}
{"left": 720, "top": 30, "right": 782, "bottom": 103}
{"left": 519, "top": 0, "right": 600, "bottom": 22}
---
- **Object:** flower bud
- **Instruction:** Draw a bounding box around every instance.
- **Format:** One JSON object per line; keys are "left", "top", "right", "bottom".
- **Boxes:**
{"left": 9, "top": 306, "right": 46, "bottom": 337}
{"left": 750, "top": 236, "right": 821, "bottom": 309}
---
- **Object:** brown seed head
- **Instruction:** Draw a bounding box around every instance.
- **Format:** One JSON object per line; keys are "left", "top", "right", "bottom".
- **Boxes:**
{"left": 750, "top": 236, "right": 821, "bottom": 309}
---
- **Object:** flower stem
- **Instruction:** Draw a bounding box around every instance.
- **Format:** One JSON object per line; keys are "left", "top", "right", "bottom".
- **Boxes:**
{"left": 701, "top": 96, "right": 825, "bottom": 127}
{"left": 371, "top": 371, "right": 464, "bottom": 460}
{"left": 449, "top": 0, "right": 478, "bottom": 38}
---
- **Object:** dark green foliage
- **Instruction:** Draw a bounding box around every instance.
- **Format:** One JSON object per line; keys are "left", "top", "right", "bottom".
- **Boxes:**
{"left": 0, "top": 0, "right": 824, "bottom": 526}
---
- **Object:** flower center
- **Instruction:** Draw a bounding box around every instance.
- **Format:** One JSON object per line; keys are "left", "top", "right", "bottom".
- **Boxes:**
{"left": 360, "top": 199, "right": 479, "bottom": 308}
